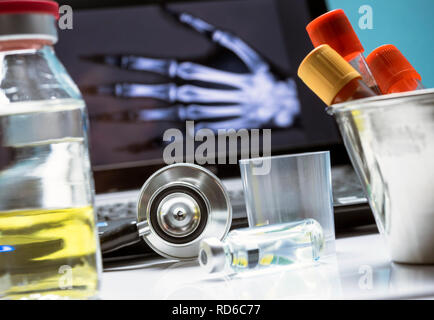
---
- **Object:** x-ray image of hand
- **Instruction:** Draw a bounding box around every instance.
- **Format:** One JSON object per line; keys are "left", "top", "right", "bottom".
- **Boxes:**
{"left": 82, "top": 8, "right": 301, "bottom": 134}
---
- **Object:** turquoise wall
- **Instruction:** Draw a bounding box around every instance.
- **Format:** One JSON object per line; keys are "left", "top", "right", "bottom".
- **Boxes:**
{"left": 326, "top": 0, "right": 434, "bottom": 88}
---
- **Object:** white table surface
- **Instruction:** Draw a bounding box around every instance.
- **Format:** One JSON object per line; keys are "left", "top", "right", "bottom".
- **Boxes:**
{"left": 100, "top": 233, "right": 434, "bottom": 300}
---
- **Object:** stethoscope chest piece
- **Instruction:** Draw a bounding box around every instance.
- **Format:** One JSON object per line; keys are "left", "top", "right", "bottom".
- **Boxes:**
{"left": 137, "top": 163, "right": 232, "bottom": 260}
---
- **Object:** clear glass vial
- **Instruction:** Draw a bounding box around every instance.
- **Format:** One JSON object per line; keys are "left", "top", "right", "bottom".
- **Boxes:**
{"left": 198, "top": 219, "right": 324, "bottom": 273}
{"left": 0, "top": 1, "right": 101, "bottom": 299}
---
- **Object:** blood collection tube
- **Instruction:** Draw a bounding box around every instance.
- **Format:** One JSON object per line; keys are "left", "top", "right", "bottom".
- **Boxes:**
{"left": 297, "top": 45, "right": 376, "bottom": 106}
{"left": 366, "top": 44, "right": 425, "bottom": 94}
{"left": 306, "top": 9, "right": 381, "bottom": 94}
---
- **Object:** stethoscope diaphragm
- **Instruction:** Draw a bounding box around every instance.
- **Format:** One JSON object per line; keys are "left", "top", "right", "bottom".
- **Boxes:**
{"left": 100, "top": 163, "right": 232, "bottom": 261}
{"left": 137, "top": 163, "right": 232, "bottom": 260}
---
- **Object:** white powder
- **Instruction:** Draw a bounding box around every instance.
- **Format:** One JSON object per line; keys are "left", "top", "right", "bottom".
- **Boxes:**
{"left": 368, "top": 106, "right": 434, "bottom": 263}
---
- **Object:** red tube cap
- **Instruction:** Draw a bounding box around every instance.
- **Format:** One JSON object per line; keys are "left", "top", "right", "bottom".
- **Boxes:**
{"left": 306, "top": 9, "right": 364, "bottom": 61}
{"left": 366, "top": 44, "right": 421, "bottom": 94}
{"left": 0, "top": 0, "right": 59, "bottom": 19}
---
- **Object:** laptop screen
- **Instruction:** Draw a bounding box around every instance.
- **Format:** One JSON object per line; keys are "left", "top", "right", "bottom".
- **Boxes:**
{"left": 55, "top": 0, "right": 340, "bottom": 177}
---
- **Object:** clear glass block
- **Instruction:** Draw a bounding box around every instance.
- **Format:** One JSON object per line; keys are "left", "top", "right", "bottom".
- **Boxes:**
{"left": 239, "top": 151, "right": 335, "bottom": 256}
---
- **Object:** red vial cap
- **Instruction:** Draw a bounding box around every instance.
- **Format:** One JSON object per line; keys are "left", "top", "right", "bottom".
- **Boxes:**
{"left": 306, "top": 9, "right": 364, "bottom": 61}
{"left": 0, "top": 0, "right": 59, "bottom": 19}
{"left": 366, "top": 44, "right": 421, "bottom": 94}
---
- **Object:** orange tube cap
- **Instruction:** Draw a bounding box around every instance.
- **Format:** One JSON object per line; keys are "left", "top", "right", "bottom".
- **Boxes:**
{"left": 298, "top": 45, "right": 361, "bottom": 105}
{"left": 306, "top": 9, "right": 364, "bottom": 61}
{"left": 366, "top": 44, "right": 421, "bottom": 94}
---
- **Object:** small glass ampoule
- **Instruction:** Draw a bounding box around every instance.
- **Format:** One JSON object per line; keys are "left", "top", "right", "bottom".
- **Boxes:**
{"left": 198, "top": 219, "right": 324, "bottom": 273}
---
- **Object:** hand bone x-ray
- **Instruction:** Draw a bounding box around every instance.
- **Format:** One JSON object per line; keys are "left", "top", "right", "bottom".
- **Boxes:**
{"left": 81, "top": 8, "right": 301, "bottom": 133}
{"left": 55, "top": 1, "right": 332, "bottom": 166}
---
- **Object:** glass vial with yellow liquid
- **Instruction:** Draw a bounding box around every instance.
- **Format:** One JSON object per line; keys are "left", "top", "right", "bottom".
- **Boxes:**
{"left": 199, "top": 219, "right": 324, "bottom": 274}
{"left": 0, "top": 1, "right": 101, "bottom": 299}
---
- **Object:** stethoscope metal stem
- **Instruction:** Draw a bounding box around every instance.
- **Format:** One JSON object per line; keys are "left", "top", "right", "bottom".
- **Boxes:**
{"left": 137, "top": 220, "right": 151, "bottom": 237}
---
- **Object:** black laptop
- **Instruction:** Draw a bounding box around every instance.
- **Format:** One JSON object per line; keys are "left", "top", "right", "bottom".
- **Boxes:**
{"left": 55, "top": 0, "right": 375, "bottom": 262}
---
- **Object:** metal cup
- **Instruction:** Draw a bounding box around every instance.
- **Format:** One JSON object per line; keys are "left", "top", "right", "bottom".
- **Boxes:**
{"left": 329, "top": 88, "right": 434, "bottom": 264}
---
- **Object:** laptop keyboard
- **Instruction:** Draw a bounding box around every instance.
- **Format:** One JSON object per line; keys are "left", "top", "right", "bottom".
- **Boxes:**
{"left": 97, "top": 201, "right": 137, "bottom": 221}
{"left": 331, "top": 165, "right": 367, "bottom": 206}
{"left": 95, "top": 165, "right": 367, "bottom": 223}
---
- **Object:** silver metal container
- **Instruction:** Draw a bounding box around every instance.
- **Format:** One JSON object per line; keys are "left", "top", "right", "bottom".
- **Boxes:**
{"left": 136, "top": 163, "right": 232, "bottom": 260}
{"left": 328, "top": 88, "right": 434, "bottom": 264}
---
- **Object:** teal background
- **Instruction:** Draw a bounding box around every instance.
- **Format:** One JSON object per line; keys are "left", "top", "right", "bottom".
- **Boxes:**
{"left": 326, "top": 0, "right": 434, "bottom": 88}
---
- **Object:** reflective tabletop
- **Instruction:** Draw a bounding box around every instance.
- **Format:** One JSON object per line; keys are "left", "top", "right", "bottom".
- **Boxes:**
{"left": 100, "top": 233, "right": 434, "bottom": 300}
